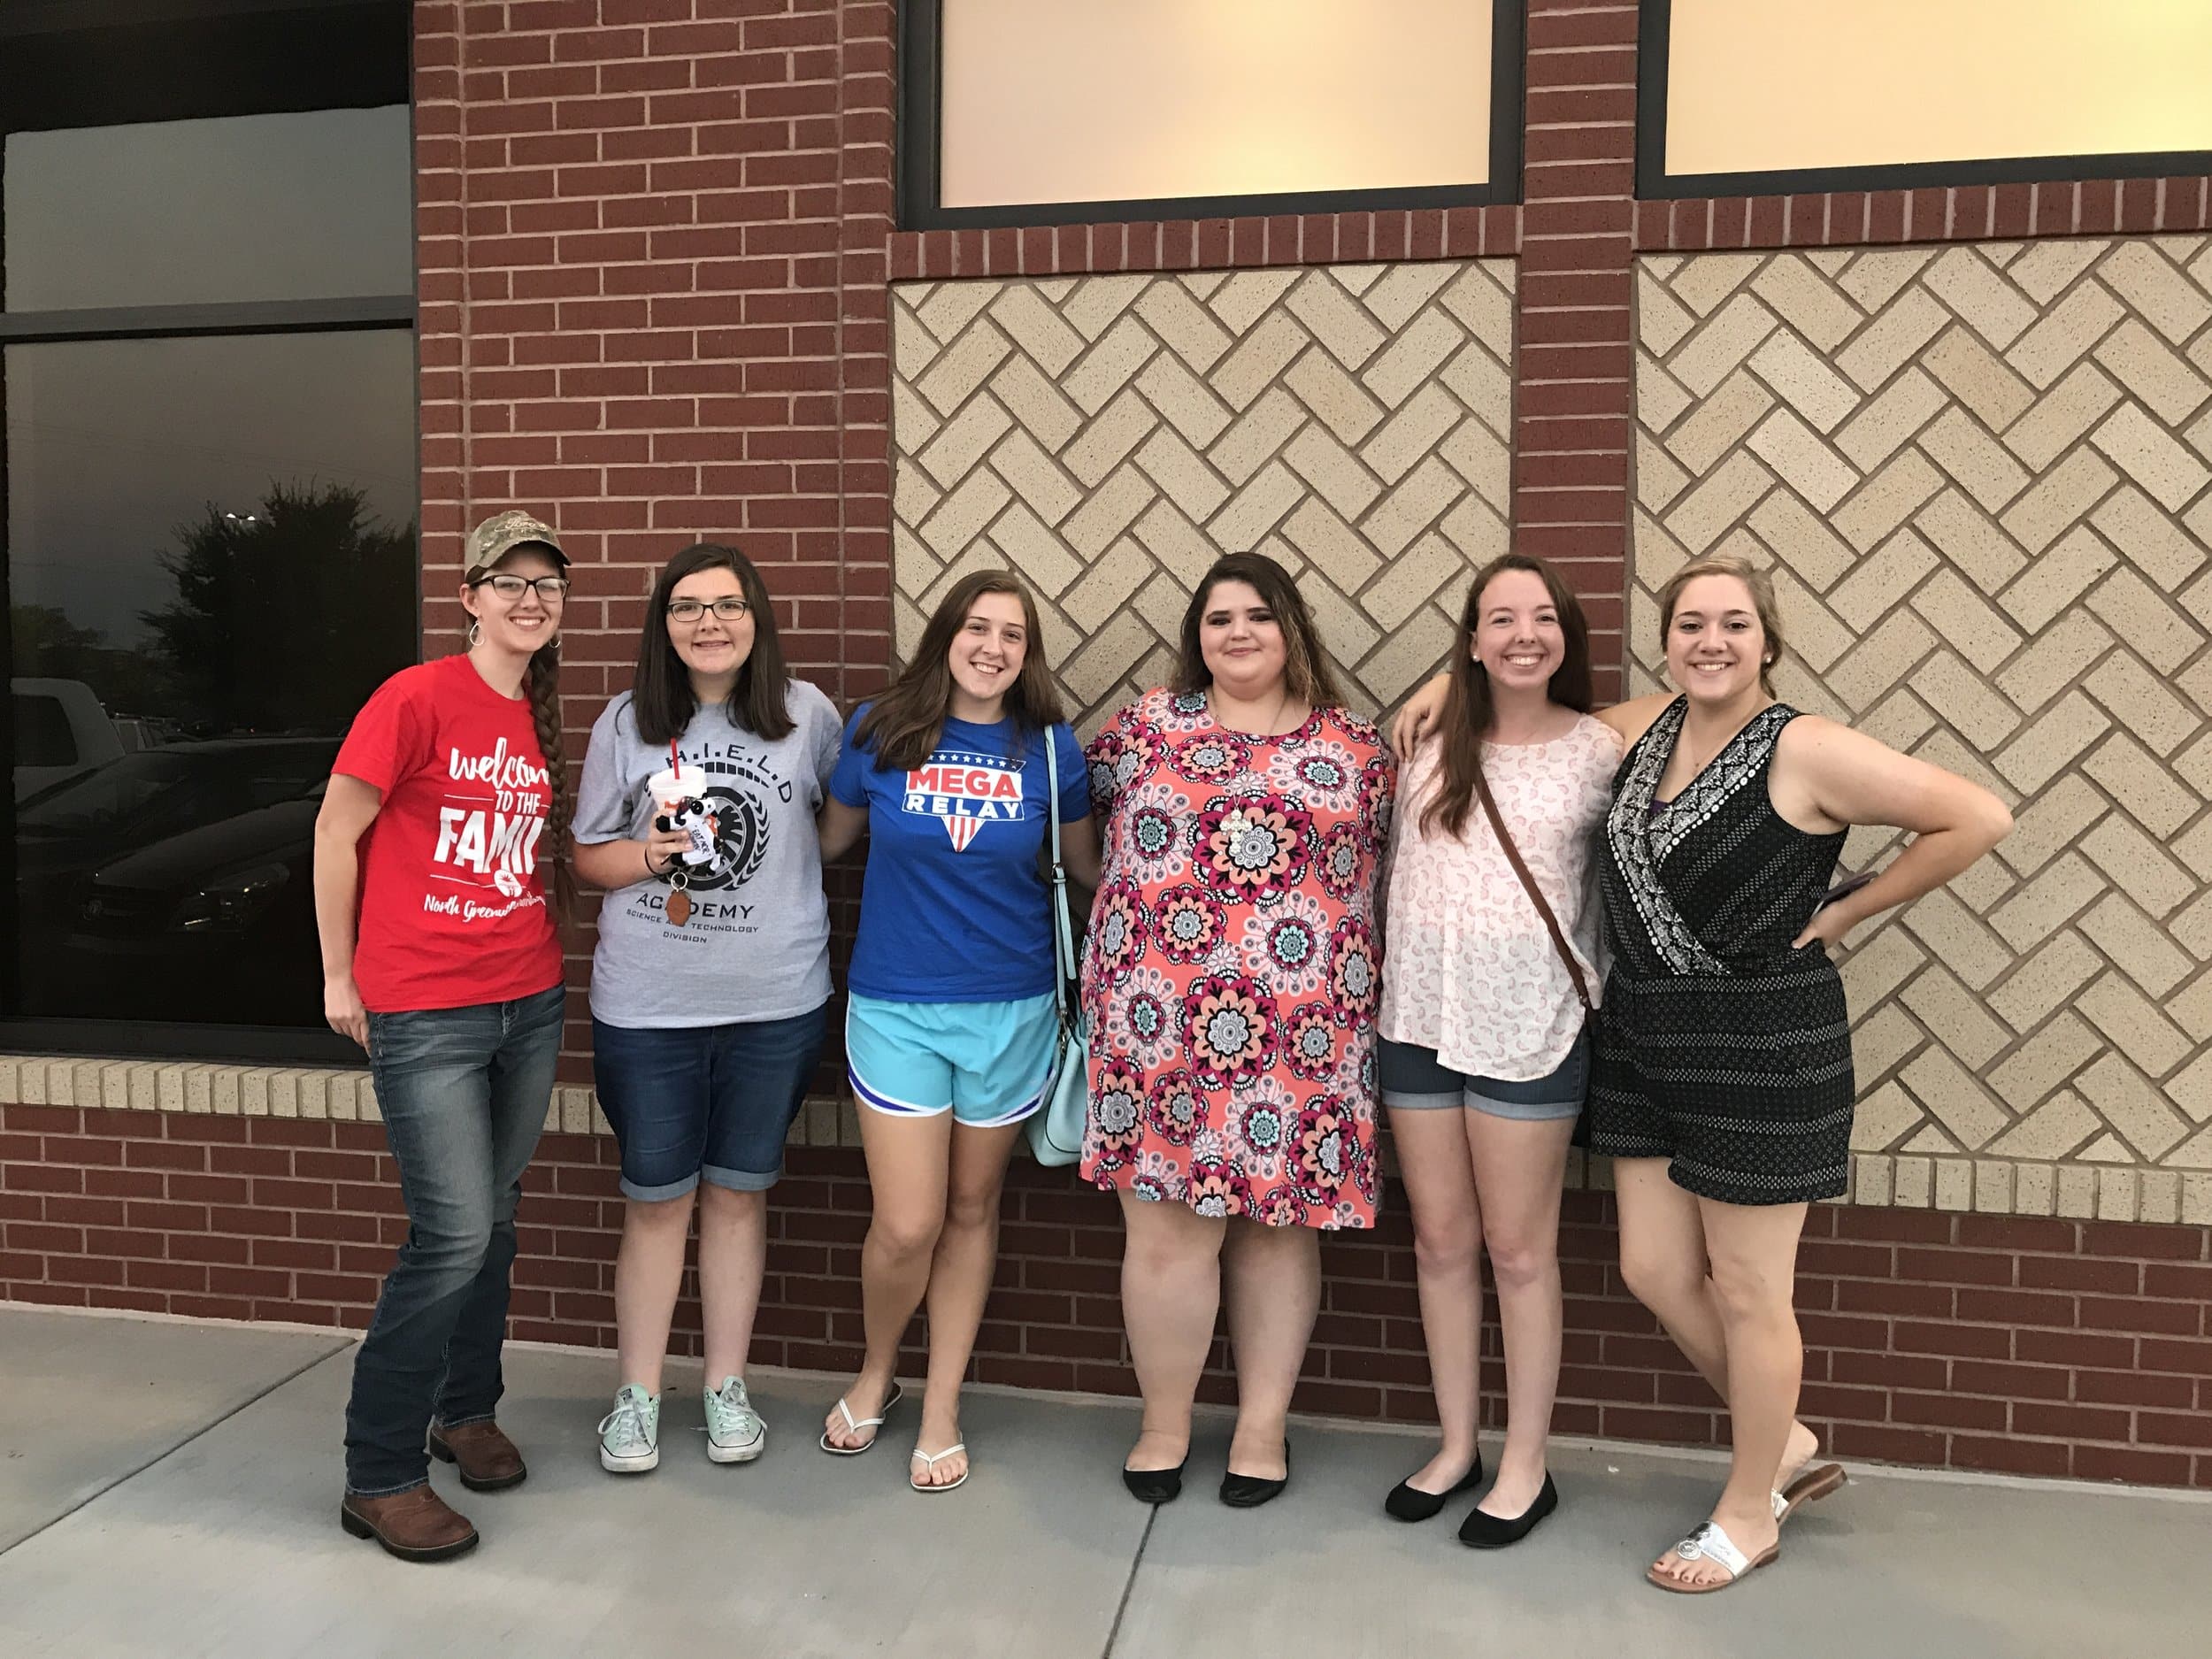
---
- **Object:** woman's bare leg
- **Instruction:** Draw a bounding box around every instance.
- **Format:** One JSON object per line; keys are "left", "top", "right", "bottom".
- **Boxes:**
{"left": 1464, "top": 1111, "right": 1576, "bottom": 1517}
{"left": 1219, "top": 1218, "right": 1319, "bottom": 1480}
{"left": 1386, "top": 1105, "right": 1485, "bottom": 1492}
{"left": 1647, "top": 1196, "right": 1809, "bottom": 1588}
{"left": 612, "top": 1191, "right": 696, "bottom": 1397}
{"left": 1118, "top": 1195, "right": 1226, "bottom": 1473}
{"left": 821, "top": 1110, "right": 950, "bottom": 1449}
{"left": 909, "top": 1121, "right": 1023, "bottom": 1486}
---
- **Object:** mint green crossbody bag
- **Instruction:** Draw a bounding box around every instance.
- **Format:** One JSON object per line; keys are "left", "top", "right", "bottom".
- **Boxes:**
{"left": 1027, "top": 732, "right": 1091, "bottom": 1166}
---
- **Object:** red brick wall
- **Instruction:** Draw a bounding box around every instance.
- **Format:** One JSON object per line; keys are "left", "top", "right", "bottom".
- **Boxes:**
{"left": 12, "top": 0, "right": 2212, "bottom": 1494}
{"left": 1636, "top": 176, "right": 2212, "bottom": 252}
{"left": 889, "top": 206, "right": 1524, "bottom": 281}
{"left": 4, "top": 1102, "right": 2208, "bottom": 1488}
{"left": 413, "top": 0, "right": 889, "bottom": 695}
{"left": 1516, "top": 0, "right": 1640, "bottom": 700}
{"left": 411, "top": 0, "right": 899, "bottom": 1079}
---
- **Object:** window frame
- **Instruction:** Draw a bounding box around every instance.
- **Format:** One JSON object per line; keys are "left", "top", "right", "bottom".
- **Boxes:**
{"left": 898, "top": 0, "right": 1525, "bottom": 229}
{"left": 1, "top": 0, "right": 417, "bottom": 1065}
{"left": 1635, "top": 0, "right": 2212, "bottom": 200}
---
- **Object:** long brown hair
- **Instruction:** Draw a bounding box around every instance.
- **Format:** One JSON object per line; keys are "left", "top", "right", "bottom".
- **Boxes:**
{"left": 521, "top": 639, "right": 573, "bottom": 917}
{"left": 853, "top": 569, "right": 1065, "bottom": 772}
{"left": 629, "top": 543, "right": 794, "bottom": 746}
{"left": 1657, "top": 552, "right": 1786, "bottom": 695}
{"left": 1170, "top": 551, "right": 1344, "bottom": 710}
{"left": 1419, "top": 552, "right": 1594, "bottom": 840}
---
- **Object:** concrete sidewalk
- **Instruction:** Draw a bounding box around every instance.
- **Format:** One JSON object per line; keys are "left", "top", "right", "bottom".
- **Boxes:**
{"left": 0, "top": 1306, "right": 2204, "bottom": 1659}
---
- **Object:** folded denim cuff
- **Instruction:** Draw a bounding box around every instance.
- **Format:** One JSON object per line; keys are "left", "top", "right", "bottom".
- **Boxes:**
{"left": 344, "top": 1474, "right": 430, "bottom": 1500}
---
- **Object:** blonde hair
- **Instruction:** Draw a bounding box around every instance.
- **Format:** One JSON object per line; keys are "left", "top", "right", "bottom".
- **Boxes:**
{"left": 1657, "top": 554, "right": 1785, "bottom": 695}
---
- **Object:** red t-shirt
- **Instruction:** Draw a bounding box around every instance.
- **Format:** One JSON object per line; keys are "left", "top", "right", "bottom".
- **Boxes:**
{"left": 334, "top": 653, "right": 564, "bottom": 1013}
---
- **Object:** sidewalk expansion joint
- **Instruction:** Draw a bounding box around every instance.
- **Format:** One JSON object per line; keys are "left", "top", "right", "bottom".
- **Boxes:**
{"left": 1100, "top": 1505, "right": 1156, "bottom": 1659}
{"left": 0, "top": 1340, "right": 351, "bottom": 1562}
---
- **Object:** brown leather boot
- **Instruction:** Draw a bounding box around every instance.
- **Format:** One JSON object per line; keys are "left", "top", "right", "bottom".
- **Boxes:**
{"left": 341, "top": 1486, "right": 478, "bottom": 1563}
{"left": 427, "top": 1418, "right": 528, "bottom": 1491}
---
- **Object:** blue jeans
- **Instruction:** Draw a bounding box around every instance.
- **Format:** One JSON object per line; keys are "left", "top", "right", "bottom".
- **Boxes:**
{"left": 591, "top": 1002, "right": 828, "bottom": 1200}
{"left": 343, "top": 985, "right": 564, "bottom": 1495}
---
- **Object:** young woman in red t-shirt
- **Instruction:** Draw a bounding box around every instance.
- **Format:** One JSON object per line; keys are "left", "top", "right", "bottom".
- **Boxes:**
{"left": 314, "top": 511, "right": 572, "bottom": 1564}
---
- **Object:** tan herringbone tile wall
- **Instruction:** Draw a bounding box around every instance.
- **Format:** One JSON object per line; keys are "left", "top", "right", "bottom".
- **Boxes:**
{"left": 888, "top": 262, "right": 1517, "bottom": 730}
{"left": 1634, "top": 238, "right": 2212, "bottom": 1224}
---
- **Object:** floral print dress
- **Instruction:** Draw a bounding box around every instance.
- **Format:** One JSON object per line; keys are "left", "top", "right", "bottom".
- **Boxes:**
{"left": 1079, "top": 687, "right": 1395, "bottom": 1229}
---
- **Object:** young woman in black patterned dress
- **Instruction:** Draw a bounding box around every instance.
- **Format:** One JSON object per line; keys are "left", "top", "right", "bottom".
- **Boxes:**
{"left": 1591, "top": 555, "right": 2009, "bottom": 1593}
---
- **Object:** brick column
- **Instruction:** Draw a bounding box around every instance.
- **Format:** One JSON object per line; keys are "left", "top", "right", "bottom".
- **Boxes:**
{"left": 834, "top": 0, "right": 895, "bottom": 709}
{"left": 1512, "top": 0, "right": 1640, "bottom": 696}
{"left": 409, "top": 0, "right": 894, "bottom": 1074}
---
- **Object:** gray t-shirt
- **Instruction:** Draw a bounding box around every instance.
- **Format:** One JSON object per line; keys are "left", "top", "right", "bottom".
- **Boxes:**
{"left": 575, "top": 680, "right": 841, "bottom": 1028}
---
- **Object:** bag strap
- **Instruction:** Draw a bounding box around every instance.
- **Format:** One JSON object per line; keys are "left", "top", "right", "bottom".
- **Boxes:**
{"left": 1472, "top": 759, "right": 1593, "bottom": 1012}
{"left": 1042, "top": 731, "right": 1079, "bottom": 1023}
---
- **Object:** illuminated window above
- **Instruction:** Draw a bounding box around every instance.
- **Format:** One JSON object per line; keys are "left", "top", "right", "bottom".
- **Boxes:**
{"left": 904, "top": 0, "right": 1521, "bottom": 227}
{"left": 1642, "top": 0, "right": 2212, "bottom": 195}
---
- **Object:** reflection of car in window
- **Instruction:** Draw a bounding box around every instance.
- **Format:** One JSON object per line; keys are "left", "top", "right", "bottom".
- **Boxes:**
{"left": 18, "top": 739, "right": 335, "bottom": 847}
{"left": 13, "top": 737, "right": 340, "bottom": 1025}
{"left": 12, "top": 678, "right": 126, "bottom": 799}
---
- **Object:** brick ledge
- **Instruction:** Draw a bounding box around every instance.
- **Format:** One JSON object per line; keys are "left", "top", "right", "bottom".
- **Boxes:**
{"left": 0, "top": 1052, "right": 858, "bottom": 1152}
{"left": 4, "top": 1053, "right": 2206, "bottom": 1225}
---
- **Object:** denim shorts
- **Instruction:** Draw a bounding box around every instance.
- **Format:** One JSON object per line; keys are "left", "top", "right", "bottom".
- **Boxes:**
{"left": 845, "top": 991, "right": 1056, "bottom": 1128}
{"left": 1378, "top": 1027, "right": 1589, "bottom": 1121}
{"left": 591, "top": 1002, "right": 828, "bottom": 1201}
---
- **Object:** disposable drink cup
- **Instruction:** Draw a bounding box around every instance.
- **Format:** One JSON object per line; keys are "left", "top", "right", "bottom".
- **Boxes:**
{"left": 647, "top": 764, "right": 717, "bottom": 861}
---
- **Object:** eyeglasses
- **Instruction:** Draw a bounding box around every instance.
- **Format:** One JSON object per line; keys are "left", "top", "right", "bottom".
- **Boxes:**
{"left": 666, "top": 597, "right": 750, "bottom": 623}
{"left": 472, "top": 573, "right": 570, "bottom": 603}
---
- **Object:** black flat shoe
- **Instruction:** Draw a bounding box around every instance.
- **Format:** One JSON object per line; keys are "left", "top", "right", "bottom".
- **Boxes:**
{"left": 1219, "top": 1440, "right": 1291, "bottom": 1509}
{"left": 1384, "top": 1451, "right": 1485, "bottom": 1522}
{"left": 1121, "top": 1456, "right": 1188, "bottom": 1505}
{"left": 1458, "top": 1473, "right": 1558, "bottom": 1548}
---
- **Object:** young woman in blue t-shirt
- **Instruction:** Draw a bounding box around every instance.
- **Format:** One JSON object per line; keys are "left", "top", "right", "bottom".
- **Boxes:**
{"left": 817, "top": 569, "right": 1099, "bottom": 1490}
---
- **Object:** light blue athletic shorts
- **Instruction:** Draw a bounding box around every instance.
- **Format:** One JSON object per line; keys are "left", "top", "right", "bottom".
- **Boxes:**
{"left": 845, "top": 991, "right": 1057, "bottom": 1128}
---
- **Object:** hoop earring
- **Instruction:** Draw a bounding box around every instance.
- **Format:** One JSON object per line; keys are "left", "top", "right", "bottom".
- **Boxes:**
{"left": 467, "top": 619, "right": 481, "bottom": 648}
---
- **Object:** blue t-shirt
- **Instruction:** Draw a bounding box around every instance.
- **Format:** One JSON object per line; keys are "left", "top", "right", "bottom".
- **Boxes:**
{"left": 829, "top": 708, "right": 1090, "bottom": 1003}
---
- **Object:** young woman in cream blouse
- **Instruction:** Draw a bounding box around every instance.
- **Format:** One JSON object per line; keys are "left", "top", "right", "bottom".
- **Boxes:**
{"left": 1377, "top": 552, "right": 1617, "bottom": 1548}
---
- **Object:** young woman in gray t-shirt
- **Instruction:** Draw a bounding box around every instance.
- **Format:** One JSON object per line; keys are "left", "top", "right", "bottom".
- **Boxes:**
{"left": 572, "top": 542, "right": 841, "bottom": 1476}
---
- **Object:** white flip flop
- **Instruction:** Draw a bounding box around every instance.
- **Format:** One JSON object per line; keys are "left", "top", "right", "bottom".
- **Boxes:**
{"left": 818, "top": 1383, "right": 903, "bottom": 1455}
{"left": 1646, "top": 1520, "right": 1778, "bottom": 1594}
{"left": 910, "top": 1442, "right": 968, "bottom": 1493}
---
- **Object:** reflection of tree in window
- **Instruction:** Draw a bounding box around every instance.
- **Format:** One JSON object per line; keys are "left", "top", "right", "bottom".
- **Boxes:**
{"left": 142, "top": 482, "right": 417, "bottom": 737}
{"left": 12, "top": 603, "right": 180, "bottom": 719}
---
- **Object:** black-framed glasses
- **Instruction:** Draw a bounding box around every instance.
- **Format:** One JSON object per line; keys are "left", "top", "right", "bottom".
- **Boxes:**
{"left": 472, "top": 573, "right": 570, "bottom": 603}
{"left": 666, "top": 597, "right": 750, "bottom": 623}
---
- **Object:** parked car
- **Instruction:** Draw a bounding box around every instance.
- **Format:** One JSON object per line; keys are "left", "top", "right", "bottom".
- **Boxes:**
{"left": 12, "top": 678, "right": 126, "bottom": 799}
{"left": 11, "top": 737, "right": 338, "bottom": 1022}
{"left": 60, "top": 791, "right": 326, "bottom": 1025}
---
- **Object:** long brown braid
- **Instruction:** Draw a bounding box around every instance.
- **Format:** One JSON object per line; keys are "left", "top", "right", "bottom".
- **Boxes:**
{"left": 522, "top": 638, "right": 574, "bottom": 917}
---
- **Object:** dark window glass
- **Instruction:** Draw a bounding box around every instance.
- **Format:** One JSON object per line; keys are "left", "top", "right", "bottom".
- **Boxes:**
{"left": 2, "top": 4, "right": 414, "bottom": 1056}
{"left": 4, "top": 329, "right": 417, "bottom": 1029}
{"left": 4, "top": 105, "right": 413, "bottom": 311}
{"left": 12, "top": 692, "right": 77, "bottom": 768}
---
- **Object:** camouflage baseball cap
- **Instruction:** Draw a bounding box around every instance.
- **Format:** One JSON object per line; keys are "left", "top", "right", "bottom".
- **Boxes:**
{"left": 465, "top": 510, "right": 569, "bottom": 576}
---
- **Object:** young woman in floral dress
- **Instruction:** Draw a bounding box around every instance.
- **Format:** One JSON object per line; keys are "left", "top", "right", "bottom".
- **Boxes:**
{"left": 1081, "top": 551, "right": 1394, "bottom": 1508}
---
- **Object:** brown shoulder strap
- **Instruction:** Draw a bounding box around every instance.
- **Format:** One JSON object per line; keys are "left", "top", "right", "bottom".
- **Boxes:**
{"left": 1472, "top": 760, "right": 1594, "bottom": 1011}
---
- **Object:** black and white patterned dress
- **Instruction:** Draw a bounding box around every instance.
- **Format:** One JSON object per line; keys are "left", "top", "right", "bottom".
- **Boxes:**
{"left": 1588, "top": 697, "right": 1853, "bottom": 1205}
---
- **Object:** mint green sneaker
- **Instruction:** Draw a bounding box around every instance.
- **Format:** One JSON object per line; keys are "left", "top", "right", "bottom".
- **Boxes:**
{"left": 598, "top": 1384, "right": 659, "bottom": 1474}
{"left": 703, "top": 1375, "right": 765, "bottom": 1464}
